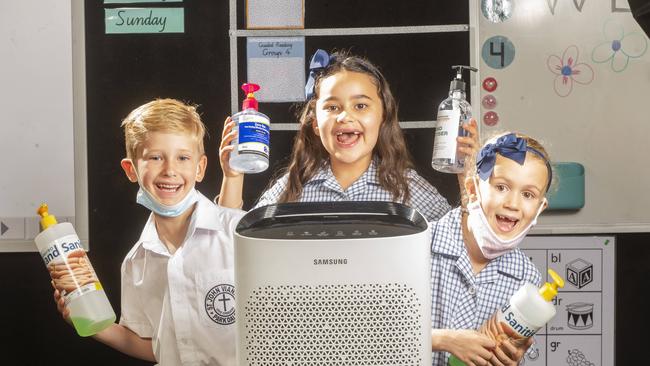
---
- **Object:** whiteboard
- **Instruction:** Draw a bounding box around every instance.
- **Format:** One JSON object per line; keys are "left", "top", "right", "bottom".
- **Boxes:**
{"left": 475, "top": 0, "right": 650, "bottom": 233}
{"left": 0, "top": 2, "right": 88, "bottom": 251}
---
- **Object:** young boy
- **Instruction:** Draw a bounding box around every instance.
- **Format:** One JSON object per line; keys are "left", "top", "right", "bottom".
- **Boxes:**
{"left": 54, "top": 99, "right": 244, "bottom": 365}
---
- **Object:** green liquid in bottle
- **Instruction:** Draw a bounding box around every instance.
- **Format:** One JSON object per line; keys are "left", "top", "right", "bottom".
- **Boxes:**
{"left": 448, "top": 355, "right": 467, "bottom": 366}
{"left": 71, "top": 315, "right": 115, "bottom": 337}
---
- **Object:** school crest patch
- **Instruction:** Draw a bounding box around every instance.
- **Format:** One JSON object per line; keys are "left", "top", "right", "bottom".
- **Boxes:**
{"left": 204, "top": 283, "right": 235, "bottom": 325}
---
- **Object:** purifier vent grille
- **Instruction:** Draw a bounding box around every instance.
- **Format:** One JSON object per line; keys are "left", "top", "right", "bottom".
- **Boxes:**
{"left": 243, "top": 283, "right": 422, "bottom": 365}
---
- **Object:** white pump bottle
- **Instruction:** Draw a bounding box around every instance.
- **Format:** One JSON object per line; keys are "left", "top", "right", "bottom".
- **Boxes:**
{"left": 431, "top": 65, "right": 478, "bottom": 174}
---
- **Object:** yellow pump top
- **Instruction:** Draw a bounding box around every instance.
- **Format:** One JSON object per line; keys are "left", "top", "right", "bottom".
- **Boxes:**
{"left": 539, "top": 269, "right": 565, "bottom": 301}
{"left": 37, "top": 203, "right": 58, "bottom": 230}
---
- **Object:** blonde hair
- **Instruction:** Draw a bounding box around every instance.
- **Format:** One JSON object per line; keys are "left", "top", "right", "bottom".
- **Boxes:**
{"left": 465, "top": 131, "right": 556, "bottom": 196}
{"left": 121, "top": 98, "right": 206, "bottom": 159}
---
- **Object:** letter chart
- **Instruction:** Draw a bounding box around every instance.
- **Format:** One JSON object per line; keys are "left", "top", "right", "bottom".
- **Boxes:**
{"left": 519, "top": 236, "right": 614, "bottom": 366}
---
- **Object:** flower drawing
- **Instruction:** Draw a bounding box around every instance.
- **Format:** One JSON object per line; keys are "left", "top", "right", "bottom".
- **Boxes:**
{"left": 592, "top": 19, "right": 648, "bottom": 73}
{"left": 547, "top": 45, "right": 594, "bottom": 97}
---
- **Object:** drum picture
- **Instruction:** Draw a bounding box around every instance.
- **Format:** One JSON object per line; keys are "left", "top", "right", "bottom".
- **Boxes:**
{"left": 566, "top": 302, "right": 594, "bottom": 330}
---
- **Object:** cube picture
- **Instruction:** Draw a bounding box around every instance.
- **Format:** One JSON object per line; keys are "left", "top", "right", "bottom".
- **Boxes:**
{"left": 566, "top": 258, "right": 593, "bottom": 289}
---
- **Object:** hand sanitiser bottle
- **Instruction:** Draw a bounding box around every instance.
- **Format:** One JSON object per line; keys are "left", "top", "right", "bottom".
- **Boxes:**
{"left": 431, "top": 65, "right": 478, "bottom": 174}
{"left": 448, "top": 269, "right": 564, "bottom": 366}
{"left": 229, "top": 83, "right": 270, "bottom": 173}
{"left": 35, "top": 204, "right": 116, "bottom": 337}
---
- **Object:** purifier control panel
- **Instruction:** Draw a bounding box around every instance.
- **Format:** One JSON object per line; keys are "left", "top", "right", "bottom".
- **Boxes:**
{"left": 241, "top": 222, "right": 421, "bottom": 240}
{"left": 284, "top": 227, "right": 382, "bottom": 238}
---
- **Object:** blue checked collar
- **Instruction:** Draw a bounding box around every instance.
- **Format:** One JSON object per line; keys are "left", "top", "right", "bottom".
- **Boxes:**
{"left": 306, "top": 159, "right": 381, "bottom": 188}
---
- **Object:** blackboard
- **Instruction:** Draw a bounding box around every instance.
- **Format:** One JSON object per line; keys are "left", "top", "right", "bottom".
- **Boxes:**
{"left": 80, "top": 3, "right": 468, "bottom": 363}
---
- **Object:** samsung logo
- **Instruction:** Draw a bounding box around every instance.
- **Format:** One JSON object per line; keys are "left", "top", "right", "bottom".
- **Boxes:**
{"left": 313, "top": 258, "right": 348, "bottom": 265}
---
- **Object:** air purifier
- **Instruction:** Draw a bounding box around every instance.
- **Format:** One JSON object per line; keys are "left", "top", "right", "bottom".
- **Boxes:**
{"left": 234, "top": 201, "right": 432, "bottom": 365}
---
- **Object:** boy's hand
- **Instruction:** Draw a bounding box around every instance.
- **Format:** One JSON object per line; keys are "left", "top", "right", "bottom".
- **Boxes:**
{"left": 52, "top": 281, "right": 72, "bottom": 325}
{"left": 434, "top": 329, "right": 496, "bottom": 366}
{"left": 219, "top": 116, "right": 241, "bottom": 178}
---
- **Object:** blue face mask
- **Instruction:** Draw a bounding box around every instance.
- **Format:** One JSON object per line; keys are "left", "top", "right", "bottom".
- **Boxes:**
{"left": 136, "top": 186, "right": 199, "bottom": 217}
{"left": 126, "top": 158, "right": 200, "bottom": 217}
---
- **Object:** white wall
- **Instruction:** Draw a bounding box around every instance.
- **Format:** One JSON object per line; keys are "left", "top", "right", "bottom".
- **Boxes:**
{"left": 0, "top": 1, "right": 87, "bottom": 250}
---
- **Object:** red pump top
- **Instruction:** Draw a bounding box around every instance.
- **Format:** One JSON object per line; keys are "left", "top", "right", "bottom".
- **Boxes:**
{"left": 241, "top": 83, "right": 260, "bottom": 111}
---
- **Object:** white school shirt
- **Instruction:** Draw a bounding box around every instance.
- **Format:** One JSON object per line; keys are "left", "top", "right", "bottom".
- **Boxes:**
{"left": 429, "top": 207, "right": 542, "bottom": 365}
{"left": 120, "top": 192, "right": 245, "bottom": 366}
{"left": 254, "top": 159, "right": 451, "bottom": 222}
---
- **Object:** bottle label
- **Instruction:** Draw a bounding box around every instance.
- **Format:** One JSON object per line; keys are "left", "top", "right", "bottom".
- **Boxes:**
{"left": 496, "top": 303, "right": 542, "bottom": 339}
{"left": 39, "top": 234, "right": 102, "bottom": 305}
{"left": 238, "top": 114, "right": 270, "bottom": 158}
{"left": 432, "top": 110, "right": 461, "bottom": 161}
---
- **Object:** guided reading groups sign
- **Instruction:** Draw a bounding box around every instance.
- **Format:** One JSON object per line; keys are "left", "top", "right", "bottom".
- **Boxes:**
{"left": 105, "top": 8, "right": 184, "bottom": 34}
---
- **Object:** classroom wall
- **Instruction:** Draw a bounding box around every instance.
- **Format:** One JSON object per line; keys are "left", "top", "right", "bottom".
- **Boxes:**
{"left": 1, "top": 1, "right": 649, "bottom": 364}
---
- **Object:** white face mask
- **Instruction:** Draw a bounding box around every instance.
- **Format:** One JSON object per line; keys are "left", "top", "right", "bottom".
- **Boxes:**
{"left": 466, "top": 180, "right": 546, "bottom": 259}
{"left": 127, "top": 159, "right": 200, "bottom": 217}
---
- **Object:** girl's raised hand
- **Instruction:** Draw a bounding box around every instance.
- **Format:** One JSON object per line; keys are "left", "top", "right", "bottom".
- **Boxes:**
{"left": 219, "top": 116, "right": 241, "bottom": 178}
{"left": 456, "top": 118, "right": 480, "bottom": 205}
{"left": 218, "top": 116, "right": 246, "bottom": 208}
{"left": 458, "top": 118, "right": 479, "bottom": 160}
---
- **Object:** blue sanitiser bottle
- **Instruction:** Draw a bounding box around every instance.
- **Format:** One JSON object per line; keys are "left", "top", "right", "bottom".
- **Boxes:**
{"left": 229, "top": 83, "right": 270, "bottom": 173}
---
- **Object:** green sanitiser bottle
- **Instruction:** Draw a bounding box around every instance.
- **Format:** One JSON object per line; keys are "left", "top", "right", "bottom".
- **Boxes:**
{"left": 35, "top": 204, "right": 116, "bottom": 337}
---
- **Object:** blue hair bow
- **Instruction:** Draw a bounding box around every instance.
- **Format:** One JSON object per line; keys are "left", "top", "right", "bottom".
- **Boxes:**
{"left": 476, "top": 133, "right": 552, "bottom": 192}
{"left": 476, "top": 133, "right": 528, "bottom": 181}
{"left": 305, "top": 49, "right": 332, "bottom": 100}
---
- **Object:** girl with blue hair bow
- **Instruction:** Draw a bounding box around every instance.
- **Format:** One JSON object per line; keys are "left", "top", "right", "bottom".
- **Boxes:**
{"left": 218, "top": 49, "right": 478, "bottom": 221}
{"left": 430, "top": 132, "right": 553, "bottom": 366}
